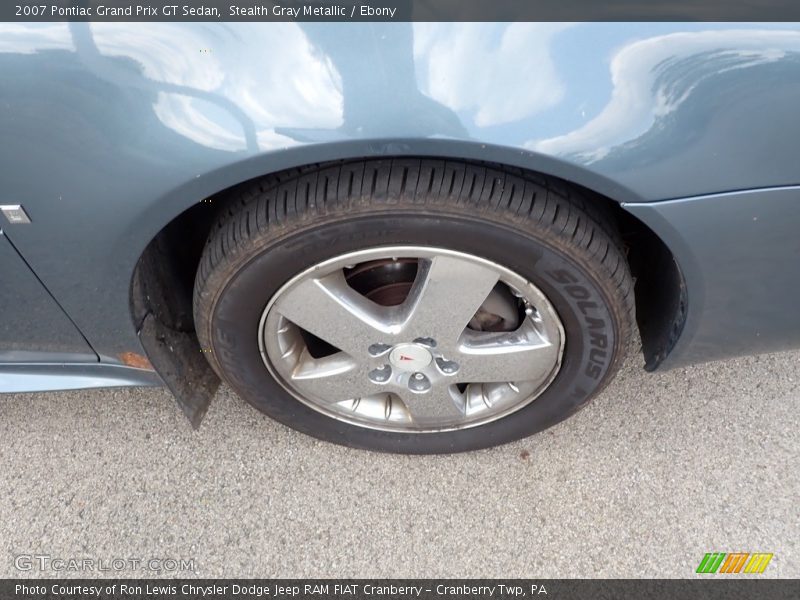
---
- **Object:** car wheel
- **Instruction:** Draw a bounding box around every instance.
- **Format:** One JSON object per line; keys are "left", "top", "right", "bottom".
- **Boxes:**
{"left": 194, "top": 159, "right": 635, "bottom": 453}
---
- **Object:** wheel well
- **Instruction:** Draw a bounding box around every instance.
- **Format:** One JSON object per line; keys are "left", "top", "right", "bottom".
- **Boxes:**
{"left": 132, "top": 157, "right": 686, "bottom": 417}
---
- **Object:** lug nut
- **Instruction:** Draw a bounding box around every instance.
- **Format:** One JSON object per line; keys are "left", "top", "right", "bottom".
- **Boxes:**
{"left": 413, "top": 337, "right": 437, "bottom": 348}
{"left": 435, "top": 357, "right": 459, "bottom": 375}
{"left": 408, "top": 372, "right": 431, "bottom": 393}
{"left": 368, "top": 343, "right": 392, "bottom": 357}
{"left": 368, "top": 365, "right": 392, "bottom": 383}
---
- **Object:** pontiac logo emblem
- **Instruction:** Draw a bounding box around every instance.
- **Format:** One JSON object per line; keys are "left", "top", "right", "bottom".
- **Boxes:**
{"left": 389, "top": 344, "right": 433, "bottom": 371}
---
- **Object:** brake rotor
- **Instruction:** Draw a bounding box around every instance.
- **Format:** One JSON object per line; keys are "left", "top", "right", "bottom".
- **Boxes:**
{"left": 345, "top": 258, "right": 418, "bottom": 306}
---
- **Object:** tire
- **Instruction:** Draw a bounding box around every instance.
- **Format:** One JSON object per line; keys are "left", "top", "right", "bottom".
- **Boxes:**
{"left": 194, "top": 159, "right": 635, "bottom": 454}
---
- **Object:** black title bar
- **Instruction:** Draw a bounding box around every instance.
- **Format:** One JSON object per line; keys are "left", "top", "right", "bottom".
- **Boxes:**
{"left": 3, "top": 580, "right": 800, "bottom": 600}
{"left": 5, "top": 0, "right": 800, "bottom": 22}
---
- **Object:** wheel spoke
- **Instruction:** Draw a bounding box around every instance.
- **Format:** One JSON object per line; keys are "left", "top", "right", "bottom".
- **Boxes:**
{"left": 454, "top": 327, "right": 560, "bottom": 385}
{"left": 272, "top": 270, "right": 397, "bottom": 357}
{"left": 397, "top": 386, "right": 465, "bottom": 426}
{"left": 262, "top": 247, "right": 565, "bottom": 433}
{"left": 401, "top": 255, "right": 500, "bottom": 345}
{"left": 289, "top": 349, "right": 379, "bottom": 403}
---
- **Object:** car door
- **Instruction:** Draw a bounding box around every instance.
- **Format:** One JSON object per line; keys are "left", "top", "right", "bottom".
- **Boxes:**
{"left": 0, "top": 228, "right": 97, "bottom": 363}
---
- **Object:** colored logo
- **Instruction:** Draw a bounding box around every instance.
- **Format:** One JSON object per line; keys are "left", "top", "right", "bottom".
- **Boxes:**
{"left": 696, "top": 552, "right": 773, "bottom": 574}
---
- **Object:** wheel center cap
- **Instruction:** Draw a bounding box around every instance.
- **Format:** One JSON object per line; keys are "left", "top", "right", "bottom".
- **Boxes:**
{"left": 389, "top": 344, "right": 432, "bottom": 372}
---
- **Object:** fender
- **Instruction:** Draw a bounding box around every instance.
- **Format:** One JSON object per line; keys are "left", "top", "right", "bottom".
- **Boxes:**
{"left": 1, "top": 22, "right": 797, "bottom": 378}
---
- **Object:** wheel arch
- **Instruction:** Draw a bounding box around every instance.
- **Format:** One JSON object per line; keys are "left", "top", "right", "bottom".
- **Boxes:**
{"left": 129, "top": 140, "right": 646, "bottom": 246}
{"left": 130, "top": 149, "right": 686, "bottom": 425}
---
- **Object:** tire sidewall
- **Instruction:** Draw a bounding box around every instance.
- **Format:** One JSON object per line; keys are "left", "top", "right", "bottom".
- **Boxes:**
{"left": 205, "top": 211, "right": 622, "bottom": 453}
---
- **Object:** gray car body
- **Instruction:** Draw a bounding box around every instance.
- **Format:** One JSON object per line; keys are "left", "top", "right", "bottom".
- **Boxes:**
{"left": 1, "top": 22, "right": 799, "bottom": 394}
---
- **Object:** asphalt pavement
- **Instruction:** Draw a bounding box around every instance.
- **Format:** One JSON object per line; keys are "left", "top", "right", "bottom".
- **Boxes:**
{"left": 0, "top": 349, "right": 797, "bottom": 578}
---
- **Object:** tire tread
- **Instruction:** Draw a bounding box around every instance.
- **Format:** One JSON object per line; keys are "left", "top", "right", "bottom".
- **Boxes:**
{"left": 194, "top": 159, "right": 635, "bottom": 396}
